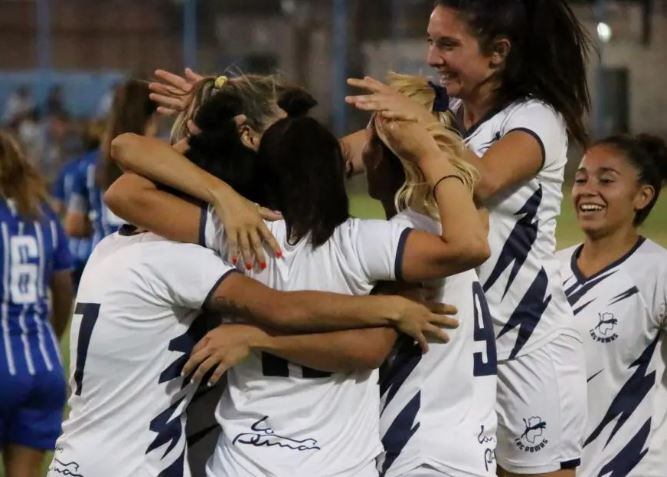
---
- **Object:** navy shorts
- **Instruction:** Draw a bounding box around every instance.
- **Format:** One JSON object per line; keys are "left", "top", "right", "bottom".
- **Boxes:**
{"left": 0, "top": 361, "right": 67, "bottom": 450}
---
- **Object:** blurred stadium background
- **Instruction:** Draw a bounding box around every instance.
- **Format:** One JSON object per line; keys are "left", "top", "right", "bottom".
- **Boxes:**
{"left": 0, "top": 1, "right": 665, "bottom": 474}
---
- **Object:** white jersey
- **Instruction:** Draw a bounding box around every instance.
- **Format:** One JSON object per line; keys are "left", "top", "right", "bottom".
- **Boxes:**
{"left": 557, "top": 238, "right": 667, "bottom": 477}
{"left": 378, "top": 209, "right": 497, "bottom": 477}
{"left": 203, "top": 212, "right": 409, "bottom": 477}
{"left": 454, "top": 98, "right": 576, "bottom": 360}
{"left": 48, "top": 227, "right": 234, "bottom": 477}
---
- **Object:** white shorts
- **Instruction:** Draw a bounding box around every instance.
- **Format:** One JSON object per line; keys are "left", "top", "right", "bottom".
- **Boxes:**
{"left": 495, "top": 332, "right": 586, "bottom": 474}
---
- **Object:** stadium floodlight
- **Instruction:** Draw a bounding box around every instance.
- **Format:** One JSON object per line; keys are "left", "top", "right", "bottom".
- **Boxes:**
{"left": 596, "top": 22, "right": 612, "bottom": 43}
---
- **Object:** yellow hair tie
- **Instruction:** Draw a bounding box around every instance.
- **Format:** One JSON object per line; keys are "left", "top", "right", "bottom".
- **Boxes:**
{"left": 214, "top": 75, "right": 228, "bottom": 89}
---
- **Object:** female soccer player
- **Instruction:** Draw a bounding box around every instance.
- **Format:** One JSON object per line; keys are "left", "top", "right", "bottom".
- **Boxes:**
{"left": 105, "top": 79, "right": 487, "bottom": 476}
{"left": 345, "top": 2, "right": 593, "bottom": 475}
{"left": 0, "top": 131, "right": 73, "bottom": 477}
{"left": 557, "top": 134, "right": 667, "bottom": 477}
{"left": 359, "top": 73, "right": 498, "bottom": 477}
{"left": 64, "top": 79, "right": 158, "bottom": 246}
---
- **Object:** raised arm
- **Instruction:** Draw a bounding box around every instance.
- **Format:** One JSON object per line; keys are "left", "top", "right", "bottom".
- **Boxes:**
{"left": 376, "top": 118, "right": 490, "bottom": 281}
{"left": 108, "top": 133, "right": 281, "bottom": 266}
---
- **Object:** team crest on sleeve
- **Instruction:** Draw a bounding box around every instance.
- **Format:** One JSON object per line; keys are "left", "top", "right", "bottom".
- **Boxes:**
{"left": 515, "top": 417, "right": 548, "bottom": 452}
{"left": 590, "top": 312, "right": 619, "bottom": 343}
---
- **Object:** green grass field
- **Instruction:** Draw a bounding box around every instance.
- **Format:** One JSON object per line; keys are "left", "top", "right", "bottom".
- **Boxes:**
{"left": 2, "top": 190, "right": 665, "bottom": 476}
{"left": 349, "top": 191, "right": 667, "bottom": 248}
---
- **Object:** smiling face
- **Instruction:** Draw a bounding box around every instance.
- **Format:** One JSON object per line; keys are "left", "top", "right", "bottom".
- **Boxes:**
{"left": 573, "top": 145, "right": 655, "bottom": 238}
{"left": 426, "top": 6, "right": 501, "bottom": 101}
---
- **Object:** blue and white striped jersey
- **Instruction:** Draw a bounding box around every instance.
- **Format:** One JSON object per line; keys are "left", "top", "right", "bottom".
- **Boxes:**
{"left": 52, "top": 156, "right": 92, "bottom": 268}
{"left": 49, "top": 228, "right": 234, "bottom": 477}
{"left": 0, "top": 199, "right": 71, "bottom": 377}
{"left": 67, "top": 149, "right": 124, "bottom": 246}
{"left": 454, "top": 98, "right": 578, "bottom": 360}
{"left": 558, "top": 238, "right": 667, "bottom": 477}
{"left": 378, "top": 209, "right": 498, "bottom": 477}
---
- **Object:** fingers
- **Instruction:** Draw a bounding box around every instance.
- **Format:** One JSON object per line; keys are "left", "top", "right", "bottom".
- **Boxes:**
{"left": 379, "top": 111, "right": 419, "bottom": 122}
{"left": 191, "top": 356, "right": 220, "bottom": 383}
{"left": 184, "top": 67, "right": 204, "bottom": 83}
{"left": 425, "top": 302, "right": 458, "bottom": 315}
{"left": 415, "top": 331, "right": 429, "bottom": 354}
{"left": 233, "top": 114, "right": 248, "bottom": 127}
{"left": 154, "top": 69, "right": 192, "bottom": 90}
{"left": 257, "top": 220, "right": 283, "bottom": 258}
{"left": 258, "top": 207, "right": 283, "bottom": 222}
{"left": 248, "top": 229, "right": 267, "bottom": 270}
{"left": 148, "top": 81, "right": 184, "bottom": 97}
{"left": 148, "top": 93, "right": 185, "bottom": 110}
{"left": 430, "top": 314, "right": 459, "bottom": 330}
{"left": 207, "top": 362, "right": 230, "bottom": 386}
{"left": 226, "top": 231, "right": 240, "bottom": 267}
{"left": 182, "top": 346, "right": 210, "bottom": 377}
{"left": 346, "top": 76, "right": 389, "bottom": 93}
{"left": 424, "top": 324, "right": 451, "bottom": 344}
{"left": 186, "top": 119, "right": 202, "bottom": 136}
{"left": 238, "top": 231, "right": 253, "bottom": 270}
{"left": 156, "top": 106, "right": 178, "bottom": 116}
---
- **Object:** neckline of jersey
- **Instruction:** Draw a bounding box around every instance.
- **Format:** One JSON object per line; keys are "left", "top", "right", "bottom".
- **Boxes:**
{"left": 454, "top": 99, "right": 513, "bottom": 139}
{"left": 571, "top": 236, "right": 646, "bottom": 283}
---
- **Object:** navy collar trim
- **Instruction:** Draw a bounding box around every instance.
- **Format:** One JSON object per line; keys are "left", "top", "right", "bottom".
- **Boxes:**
{"left": 571, "top": 236, "right": 646, "bottom": 283}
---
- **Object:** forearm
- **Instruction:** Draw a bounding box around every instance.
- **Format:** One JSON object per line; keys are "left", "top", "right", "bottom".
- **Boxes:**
{"left": 110, "top": 133, "right": 232, "bottom": 205}
{"left": 420, "top": 153, "right": 488, "bottom": 253}
{"left": 273, "top": 291, "right": 407, "bottom": 333}
{"left": 254, "top": 327, "right": 397, "bottom": 373}
{"left": 50, "top": 274, "right": 74, "bottom": 339}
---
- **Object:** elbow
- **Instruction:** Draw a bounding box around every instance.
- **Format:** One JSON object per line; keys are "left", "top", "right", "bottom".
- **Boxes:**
{"left": 474, "top": 177, "right": 502, "bottom": 203}
{"left": 110, "top": 133, "right": 140, "bottom": 170}
{"left": 456, "top": 234, "right": 490, "bottom": 269}
{"left": 467, "top": 236, "right": 491, "bottom": 267}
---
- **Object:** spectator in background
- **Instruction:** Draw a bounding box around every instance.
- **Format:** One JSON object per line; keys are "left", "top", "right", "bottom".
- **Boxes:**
{"left": 0, "top": 130, "right": 73, "bottom": 477}
{"left": 64, "top": 80, "right": 157, "bottom": 246}
{"left": 44, "top": 85, "right": 68, "bottom": 117}
{"left": 2, "top": 85, "right": 34, "bottom": 125}
{"left": 52, "top": 120, "right": 105, "bottom": 286}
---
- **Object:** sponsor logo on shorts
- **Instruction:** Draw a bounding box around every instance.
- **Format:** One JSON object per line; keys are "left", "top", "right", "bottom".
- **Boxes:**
{"left": 233, "top": 415, "right": 321, "bottom": 452}
{"left": 515, "top": 416, "right": 548, "bottom": 453}
{"left": 590, "top": 312, "right": 619, "bottom": 343}
{"left": 48, "top": 457, "right": 85, "bottom": 477}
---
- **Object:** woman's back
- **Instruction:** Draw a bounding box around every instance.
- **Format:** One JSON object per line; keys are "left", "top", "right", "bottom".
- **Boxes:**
{"left": 202, "top": 213, "right": 409, "bottom": 477}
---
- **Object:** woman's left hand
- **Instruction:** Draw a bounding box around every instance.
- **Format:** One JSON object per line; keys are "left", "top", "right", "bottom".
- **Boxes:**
{"left": 345, "top": 76, "right": 432, "bottom": 122}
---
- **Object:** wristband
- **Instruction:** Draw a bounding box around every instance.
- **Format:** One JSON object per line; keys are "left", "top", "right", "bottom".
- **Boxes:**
{"left": 432, "top": 174, "right": 465, "bottom": 200}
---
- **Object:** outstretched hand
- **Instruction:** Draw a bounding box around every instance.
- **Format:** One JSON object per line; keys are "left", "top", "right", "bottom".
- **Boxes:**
{"left": 345, "top": 76, "right": 432, "bottom": 122}
{"left": 149, "top": 68, "right": 204, "bottom": 116}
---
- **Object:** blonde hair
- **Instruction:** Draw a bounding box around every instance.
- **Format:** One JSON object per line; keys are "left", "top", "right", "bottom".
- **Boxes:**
{"left": 0, "top": 131, "right": 49, "bottom": 219}
{"left": 170, "top": 73, "right": 292, "bottom": 143}
{"left": 381, "top": 72, "right": 478, "bottom": 220}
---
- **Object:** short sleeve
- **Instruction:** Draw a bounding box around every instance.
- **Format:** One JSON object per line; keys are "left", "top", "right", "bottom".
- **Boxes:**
{"left": 352, "top": 219, "right": 412, "bottom": 283}
{"left": 147, "top": 242, "right": 236, "bottom": 310}
{"left": 51, "top": 218, "right": 72, "bottom": 271}
{"left": 202, "top": 205, "right": 228, "bottom": 255}
{"left": 500, "top": 100, "right": 568, "bottom": 172}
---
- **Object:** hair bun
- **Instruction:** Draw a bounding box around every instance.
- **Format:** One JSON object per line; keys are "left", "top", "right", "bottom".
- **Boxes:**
{"left": 193, "top": 91, "right": 243, "bottom": 131}
{"left": 277, "top": 88, "right": 318, "bottom": 117}
{"left": 637, "top": 134, "right": 667, "bottom": 182}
